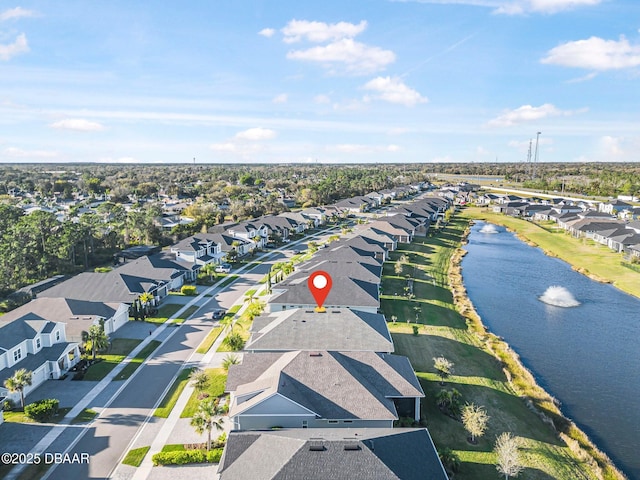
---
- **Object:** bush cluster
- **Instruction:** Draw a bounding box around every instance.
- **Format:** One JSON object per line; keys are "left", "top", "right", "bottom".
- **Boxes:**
{"left": 151, "top": 448, "right": 223, "bottom": 466}
{"left": 24, "top": 398, "right": 59, "bottom": 422}
{"left": 180, "top": 285, "right": 198, "bottom": 296}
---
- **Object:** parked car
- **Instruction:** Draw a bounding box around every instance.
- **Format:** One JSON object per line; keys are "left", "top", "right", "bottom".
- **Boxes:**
{"left": 215, "top": 263, "right": 232, "bottom": 273}
{"left": 212, "top": 309, "right": 226, "bottom": 320}
{"left": 265, "top": 242, "right": 276, "bottom": 249}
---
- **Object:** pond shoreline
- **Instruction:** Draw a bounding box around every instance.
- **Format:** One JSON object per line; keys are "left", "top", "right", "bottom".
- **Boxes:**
{"left": 450, "top": 221, "right": 627, "bottom": 480}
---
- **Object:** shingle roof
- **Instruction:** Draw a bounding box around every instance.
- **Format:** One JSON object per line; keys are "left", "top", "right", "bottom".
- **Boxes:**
{"left": 0, "top": 298, "right": 120, "bottom": 342}
{"left": 0, "top": 342, "right": 76, "bottom": 386}
{"left": 219, "top": 428, "right": 448, "bottom": 480}
{"left": 246, "top": 308, "right": 393, "bottom": 353}
{"left": 227, "top": 351, "right": 423, "bottom": 421}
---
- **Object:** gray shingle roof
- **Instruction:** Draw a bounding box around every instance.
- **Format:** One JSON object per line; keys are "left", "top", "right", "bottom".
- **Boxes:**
{"left": 246, "top": 308, "right": 393, "bottom": 353}
{"left": 219, "top": 428, "right": 448, "bottom": 480}
{"left": 0, "top": 298, "right": 120, "bottom": 342}
{"left": 227, "top": 351, "right": 423, "bottom": 421}
{"left": 0, "top": 342, "right": 76, "bottom": 386}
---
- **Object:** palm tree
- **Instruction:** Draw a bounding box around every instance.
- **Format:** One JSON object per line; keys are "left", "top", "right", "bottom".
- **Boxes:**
{"left": 190, "top": 398, "right": 225, "bottom": 451}
{"left": 201, "top": 263, "right": 217, "bottom": 283}
{"left": 190, "top": 369, "right": 209, "bottom": 393}
{"left": 88, "top": 324, "right": 109, "bottom": 361}
{"left": 222, "top": 354, "right": 240, "bottom": 371}
{"left": 4, "top": 368, "right": 33, "bottom": 409}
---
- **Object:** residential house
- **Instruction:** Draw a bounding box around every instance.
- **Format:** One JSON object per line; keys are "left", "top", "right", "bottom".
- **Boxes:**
{"left": 225, "top": 350, "right": 424, "bottom": 430}
{"left": 39, "top": 255, "right": 187, "bottom": 304}
{"left": 599, "top": 199, "right": 632, "bottom": 215}
{"left": 0, "top": 297, "right": 129, "bottom": 343}
{"left": 205, "top": 231, "right": 253, "bottom": 259}
{"left": 170, "top": 234, "right": 224, "bottom": 265}
{"left": 218, "top": 428, "right": 448, "bottom": 480}
{"left": 0, "top": 316, "right": 80, "bottom": 405}
{"left": 245, "top": 308, "right": 393, "bottom": 353}
{"left": 268, "top": 261, "right": 380, "bottom": 314}
{"left": 227, "top": 221, "right": 269, "bottom": 250}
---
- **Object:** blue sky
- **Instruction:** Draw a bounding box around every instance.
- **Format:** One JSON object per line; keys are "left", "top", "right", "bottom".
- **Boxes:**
{"left": 1, "top": 0, "right": 639, "bottom": 164}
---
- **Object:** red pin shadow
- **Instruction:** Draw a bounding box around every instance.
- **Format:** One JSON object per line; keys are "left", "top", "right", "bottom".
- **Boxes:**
{"left": 308, "top": 271, "right": 332, "bottom": 311}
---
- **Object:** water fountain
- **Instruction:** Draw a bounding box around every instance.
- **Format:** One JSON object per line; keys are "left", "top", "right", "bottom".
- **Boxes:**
{"left": 479, "top": 224, "right": 499, "bottom": 234}
{"left": 539, "top": 286, "right": 581, "bottom": 307}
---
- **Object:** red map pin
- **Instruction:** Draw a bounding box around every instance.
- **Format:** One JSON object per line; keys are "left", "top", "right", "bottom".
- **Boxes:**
{"left": 308, "top": 271, "right": 332, "bottom": 311}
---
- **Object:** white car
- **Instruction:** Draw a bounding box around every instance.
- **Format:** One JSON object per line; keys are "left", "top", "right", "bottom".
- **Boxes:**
{"left": 215, "top": 263, "right": 231, "bottom": 273}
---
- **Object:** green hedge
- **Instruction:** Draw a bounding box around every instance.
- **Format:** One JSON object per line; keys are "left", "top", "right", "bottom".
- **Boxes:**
{"left": 180, "top": 285, "right": 198, "bottom": 296}
{"left": 24, "top": 398, "right": 59, "bottom": 422}
{"left": 151, "top": 448, "right": 223, "bottom": 466}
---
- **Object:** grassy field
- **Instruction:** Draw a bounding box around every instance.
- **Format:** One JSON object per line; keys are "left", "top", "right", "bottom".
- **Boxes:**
{"left": 112, "top": 340, "right": 161, "bottom": 381}
{"left": 83, "top": 338, "right": 142, "bottom": 381}
{"left": 461, "top": 206, "right": 640, "bottom": 298}
{"left": 180, "top": 367, "right": 227, "bottom": 418}
{"left": 154, "top": 367, "right": 196, "bottom": 418}
{"left": 122, "top": 446, "right": 150, "bottom": 467}
{"left": 382, "top": 219, "right": 619, "bottom": 480}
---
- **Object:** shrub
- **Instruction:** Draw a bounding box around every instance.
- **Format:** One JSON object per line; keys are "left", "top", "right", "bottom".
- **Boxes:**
{"left": 412, "top": 324, "right": 419, "bottom": 335}
{"left": 223, "top": 332, "right": 245, "bottom": 351}
{"left": 3, "top": 399, "right": 15, "bottom": 411}
{"left": 206, "top": 448, "right": 223, "bottom": 463}
{"left": 152, "top": 449, "right": 206, "bottom": 466}
{"left": 180, "top": 285, "right": 198, "bottom": 296}
{"left": 24, "top": 398, "right": 59, "bottom": 422}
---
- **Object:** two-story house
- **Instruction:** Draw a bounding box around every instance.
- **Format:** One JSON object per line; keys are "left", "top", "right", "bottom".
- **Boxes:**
{"left": 0, "top": 316, "right": 80, "bottom": 406}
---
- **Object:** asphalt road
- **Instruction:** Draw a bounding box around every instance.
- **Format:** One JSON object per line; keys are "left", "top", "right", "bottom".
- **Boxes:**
{"left": 41, "top": 256, "right": 280, "bottom": 480}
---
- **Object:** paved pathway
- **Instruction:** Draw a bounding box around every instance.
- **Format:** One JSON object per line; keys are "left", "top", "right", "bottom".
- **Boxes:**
{"left": 2, "top": 226, "right": 338, "bottom": 480}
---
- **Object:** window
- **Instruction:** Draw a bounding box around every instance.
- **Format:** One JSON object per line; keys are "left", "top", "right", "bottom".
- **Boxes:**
{"left": 55, "top": 331, "right": 60, "bottom": 341}
{"left": 35, "top": 337, "right": 41, "bottom": 349}
{"left": 13, "top": 348, "right": 22, "bottom": 362}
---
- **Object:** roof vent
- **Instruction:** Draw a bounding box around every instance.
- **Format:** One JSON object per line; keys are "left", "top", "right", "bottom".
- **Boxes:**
{"left": 344, "top": 442, "right": 361, "bottom": 451}
{"left": 309, "top": 438, "right": 326, "bottom": 451}
{"left": 309, "top": 352, "right": 322, "bottom": 357}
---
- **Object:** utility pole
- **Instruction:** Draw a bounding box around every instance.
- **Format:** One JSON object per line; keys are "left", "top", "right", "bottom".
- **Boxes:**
{"left": 532, "top": 131, "right": 541, "bottom": 180}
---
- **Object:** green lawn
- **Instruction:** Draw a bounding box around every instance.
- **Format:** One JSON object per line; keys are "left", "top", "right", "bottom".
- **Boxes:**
{"left": 154, "top": 367, "right": 195, "bottom": 418}
{"left": 70, "top": 408, "right": 99, "bottom": 424}
{"left": 122, "top": 446, "right": 150, "bottom": 467}
{"left": 83, "top": 338, "right": 142, "bottom": 381}
{"left": 143, "top": 303, "right": 183, "bottom": 324}
{"left": 195, "top": 326, "right": 224, "bottom": 354}
{"left": 112, "top": 340, "right": 161, "bottom": 381}
{"left": 462, "top": 206, "right": 640, "bottom": 298}
{"left": 180, "top": 367, "right": 227, "bottom": 418}
{"left": 381, "top": 218, "right": 610, "bottom": 480}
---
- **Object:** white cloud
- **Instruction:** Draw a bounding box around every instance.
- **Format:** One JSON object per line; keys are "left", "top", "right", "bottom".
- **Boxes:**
{"left": 3, "top": 146, "right": 57, "bottom": 158}
{"left": 362, "top": 76, "right": 427, "bottom": 107}
{"left": 258, "top": 28, "right": 275, "bottom": 38}
{"left": 234, "top": 127, "right": 277, "bottom": 141}
{"left": 287, "top": 38, "right": 395, "bottom": 75}
{"left": 487, "top": 103, "right": 582, "bottom": 127}
{"left": 392, "top": 0, "right": 601, "bottom": 15}
{"left": 0, "top": 7, "right": 36, "bottom": 21}
{"left": 272, "top": 93, "right": 288, "bottom": 104}
{"left": 49, "top": 118, "right": 105, "bottom": 131}
{"left": 541, "top": 36, "right": 640, "bottom": 71}
{"left": 282, "top": 20, "right": 367, "bottom": 44}
{"left": 600, "top": 136, "right": 625, "bottom": 157}
{"left": 0, "top": 33, "right": 29, "bottom": 61}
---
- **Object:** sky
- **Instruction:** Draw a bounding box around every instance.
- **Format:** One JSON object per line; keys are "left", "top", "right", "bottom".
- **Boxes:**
{"left": 1, "top": 0, "right": 639, "bottom": 164}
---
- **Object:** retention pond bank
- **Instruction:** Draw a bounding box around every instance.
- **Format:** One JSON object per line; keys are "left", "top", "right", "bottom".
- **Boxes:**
{"left": 461, "top": 221, "right": 640, "bottom": 479}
